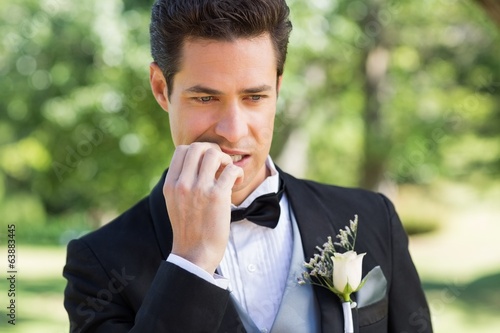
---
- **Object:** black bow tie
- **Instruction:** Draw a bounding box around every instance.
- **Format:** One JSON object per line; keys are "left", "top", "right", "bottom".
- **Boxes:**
{"left": 230, "top": 176, "right": 285, "bottom": 229}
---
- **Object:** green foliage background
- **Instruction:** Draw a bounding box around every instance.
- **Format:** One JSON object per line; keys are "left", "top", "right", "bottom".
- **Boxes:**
{"left": 1, "top": 1, "right": 500, "bottom": 332}
{"left": 1, "top": 0, "right": 499, "bottom": 237}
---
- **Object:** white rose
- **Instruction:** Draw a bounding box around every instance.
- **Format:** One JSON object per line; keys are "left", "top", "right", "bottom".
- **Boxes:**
{"left": 332, "top": 250, "right": 366, "bottom": 294}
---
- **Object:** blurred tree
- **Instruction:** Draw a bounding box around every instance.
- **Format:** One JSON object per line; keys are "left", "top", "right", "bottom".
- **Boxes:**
{"left": 475, "top": 0, "right": 500, "bottom": 26}
{"left": 1, "top": 0, "right": 499, "bottom": 229}
{"left": 0, "top": 0, "right": 173, "bottom": 227}
{"left": 278, "top": 0, "right": 500, "bottom": 191}
{"left": 358, "top": 1, "right": 391, "bottom": 190}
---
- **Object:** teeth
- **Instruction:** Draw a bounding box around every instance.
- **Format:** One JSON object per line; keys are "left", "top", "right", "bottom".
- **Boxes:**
{"left": 230, "top": 155, "right": 243, "bottom": 162}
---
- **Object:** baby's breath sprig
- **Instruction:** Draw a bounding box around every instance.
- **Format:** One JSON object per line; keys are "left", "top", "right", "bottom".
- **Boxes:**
{"left": 298, "top": 236, "right": 337, "bottom": 290}
{"left": 334, "top": 215, "right": 358, "bottom": 251}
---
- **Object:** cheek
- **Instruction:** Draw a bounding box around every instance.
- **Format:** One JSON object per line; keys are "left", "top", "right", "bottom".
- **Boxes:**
{"left": 254, "top": 110, "right": 275, "bottom": 143}
{"left": 256, "top": 125, "right": 273, "bottom": 147}
{"left": 169, "top": 111, "right": 196, "bottom": 145}
{"left": 180, "top": 113, "right": 216, "bottom": 144}
{"left": 168, "top": 113, "right": 181, "bottom": 145}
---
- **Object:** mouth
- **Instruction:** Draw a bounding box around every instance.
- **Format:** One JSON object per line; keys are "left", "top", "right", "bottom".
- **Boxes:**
{"left": 230, "top": 154, "right": 244, "bottom": 163}
{"left": 221, "top": 147, "right": 249, "bottom": 165}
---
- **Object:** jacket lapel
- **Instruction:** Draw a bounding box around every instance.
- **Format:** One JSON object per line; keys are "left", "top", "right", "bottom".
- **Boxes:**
{"left": 280, "top": 170, "right": 345, "bottom": 333}
{"left": 271, "top": 211, "right": 321, "bottom": 333}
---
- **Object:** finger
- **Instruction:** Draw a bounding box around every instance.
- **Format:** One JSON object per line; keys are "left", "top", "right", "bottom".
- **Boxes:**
{"left": 166, "top": 145, "right": 189, "bottom": 182}
{"left": 216, "top": 164, "right": 244, "bottom": 192}
{"left": 198, "top": 148, "right": 233, "bottom": 184}
{"left": 179, "top": 142, "right": 224, "bottom": 180}
{"left": 174, "top": 143, "right": 208, "bottom": 183}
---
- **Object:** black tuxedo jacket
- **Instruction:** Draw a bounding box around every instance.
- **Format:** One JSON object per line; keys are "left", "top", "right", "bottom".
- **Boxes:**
{"left": 63, "top": 169, "right": 432, "bottom": 333}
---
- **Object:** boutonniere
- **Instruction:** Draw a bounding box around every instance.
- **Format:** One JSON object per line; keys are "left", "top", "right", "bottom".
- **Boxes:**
{"left": 298, "top": 215, "right": 367, "bottom": 333}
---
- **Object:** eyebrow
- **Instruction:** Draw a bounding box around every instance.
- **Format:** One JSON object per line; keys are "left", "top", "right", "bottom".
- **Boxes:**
{"left": 241, "top": 84, "right": 273, "bottom": 94}
{"left": 184, "top": 84, "right": 273, "bottom": 95}
{"left": 184, "top": 85, "right": 223, "bottom": 95}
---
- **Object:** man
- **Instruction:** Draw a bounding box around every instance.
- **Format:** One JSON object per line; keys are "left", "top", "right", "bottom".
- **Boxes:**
{"left": 63, "top": 0, "right": 432, "bottom": 332}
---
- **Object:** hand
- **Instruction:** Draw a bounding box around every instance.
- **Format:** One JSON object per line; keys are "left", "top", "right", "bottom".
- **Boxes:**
{"left": 163, "top": 142, "right": 244, "bottom": 274}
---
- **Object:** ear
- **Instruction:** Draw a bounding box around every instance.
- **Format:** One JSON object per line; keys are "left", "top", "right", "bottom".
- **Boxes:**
{"left": 149, "top": 62, "right": 169, "bottom": 112}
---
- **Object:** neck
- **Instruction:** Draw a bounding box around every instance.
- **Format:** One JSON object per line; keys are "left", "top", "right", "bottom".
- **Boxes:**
{"left": 231, "top": 164, "right": 271, "bottom": 206}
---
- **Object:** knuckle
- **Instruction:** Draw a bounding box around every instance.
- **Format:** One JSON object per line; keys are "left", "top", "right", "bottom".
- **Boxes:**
{"left": 205, "top": 187, "right": 221, "bottom": 200}
{"left": 205, "top": 147, "right": 220, "bottom": 158}
{"left": 163, "top": 179, "right": 175, "bottom": 194}
{"left": 189, "top": 142, "right": 206, "bottom": 150}
{"left": 175, "top": 145, "right": 189, "bottom": 153}
{"left": 193, "top": 141, "right": 220, "bottom": 150}
{"left": 173, "top": 180, "right": 191, "bottom": 196}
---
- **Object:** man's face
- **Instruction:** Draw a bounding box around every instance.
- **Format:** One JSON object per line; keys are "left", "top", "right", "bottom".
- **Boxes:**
{"left": 152, "top": 34, "right": 281, "bottom": 201}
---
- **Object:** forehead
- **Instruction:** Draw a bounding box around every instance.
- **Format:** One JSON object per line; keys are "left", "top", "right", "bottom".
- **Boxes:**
{"left": 174, "top": 34, "right": 278, "bottom": 87}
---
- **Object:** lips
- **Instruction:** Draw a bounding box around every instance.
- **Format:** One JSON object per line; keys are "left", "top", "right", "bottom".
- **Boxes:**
{"left": 221, "top": 148, "right": 248, "bottom": 164}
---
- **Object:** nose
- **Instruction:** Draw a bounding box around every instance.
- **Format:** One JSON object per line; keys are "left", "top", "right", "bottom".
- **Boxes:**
{"left": 214, "top": 101, "right": 248, "bottom": 143}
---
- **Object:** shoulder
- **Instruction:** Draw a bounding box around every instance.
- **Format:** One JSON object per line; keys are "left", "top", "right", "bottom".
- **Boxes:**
{"left": 66, "top": 195, "right": 163, "bottom": 273}
{"left": 281, "top": 170, "right": 392, "bottom": 214}
{"left": 63, "top": 196, "right": 164, "bottom": 319}
{"left": 80, "top": 196, "right": 155, "bottom": 247}
{"left": 280, "top": 170, "right": 398, "bottom": 249}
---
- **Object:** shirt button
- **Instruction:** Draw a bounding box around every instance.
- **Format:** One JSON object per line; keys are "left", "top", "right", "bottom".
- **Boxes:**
{"left": 247, "top": 264, "right": 256, "bottom": 272}
{"left": 261, "top": 329, "right": 268, "bottom": 333}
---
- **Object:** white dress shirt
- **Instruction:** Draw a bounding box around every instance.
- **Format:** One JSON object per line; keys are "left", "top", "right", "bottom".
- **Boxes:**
{"left": 167, "top": 157, "right": 294, "bottom": 332}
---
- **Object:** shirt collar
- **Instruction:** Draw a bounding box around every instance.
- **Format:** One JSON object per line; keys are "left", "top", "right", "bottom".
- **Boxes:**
{"left": 231, "top": 156, "right": 280, "bottom": 209}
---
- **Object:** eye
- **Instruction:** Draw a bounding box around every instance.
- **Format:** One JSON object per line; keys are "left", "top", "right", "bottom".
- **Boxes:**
{"left": 246, "top": 95, "right": 266, "bottom": 102}
{"left": 198, "top": 96, "right": 213, "bottom": 103}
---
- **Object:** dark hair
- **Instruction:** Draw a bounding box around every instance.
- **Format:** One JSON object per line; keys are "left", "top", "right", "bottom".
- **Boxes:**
{"left": 150, "top": 0, "right": 292, "bottom": 97}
